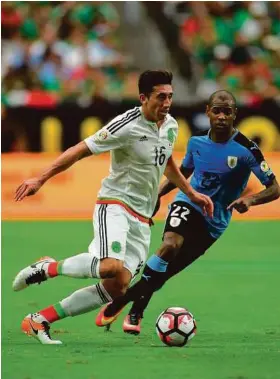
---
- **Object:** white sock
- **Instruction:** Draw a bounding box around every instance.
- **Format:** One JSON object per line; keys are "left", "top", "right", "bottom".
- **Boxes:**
{"left": 60, "top": 282, "right": 112, "bottom": 316}
{"left": 59, "top": 253, "right": 100, "bottom": 279}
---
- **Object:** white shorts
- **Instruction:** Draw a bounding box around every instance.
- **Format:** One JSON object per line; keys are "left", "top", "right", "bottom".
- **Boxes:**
{"left": 88, "top": 204, "right": 151, "bottom": 277}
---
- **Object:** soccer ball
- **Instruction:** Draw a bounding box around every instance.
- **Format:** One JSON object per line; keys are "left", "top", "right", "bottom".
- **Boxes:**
{"left": 156, "top": 307, "right": 196, "bottom": 347}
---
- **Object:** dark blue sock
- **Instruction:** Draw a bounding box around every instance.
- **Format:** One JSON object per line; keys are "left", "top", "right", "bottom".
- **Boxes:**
{"left": 141, "top": 255, "right": 168, "bottom": 282}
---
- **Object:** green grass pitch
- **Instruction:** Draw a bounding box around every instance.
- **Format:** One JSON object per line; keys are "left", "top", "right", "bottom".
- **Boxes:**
{"left": 2, "top": 220, "right": 280, "bottom": 379}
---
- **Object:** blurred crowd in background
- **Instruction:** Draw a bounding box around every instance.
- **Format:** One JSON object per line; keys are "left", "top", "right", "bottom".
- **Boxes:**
{"left": 174, "top": 1, "right": 280, "bottom": 104}
{"left": 1, "top": 1, "right": 137, "bottom": 105}
{"left": 1, "top": 1, "right": 280, "bottom": 106}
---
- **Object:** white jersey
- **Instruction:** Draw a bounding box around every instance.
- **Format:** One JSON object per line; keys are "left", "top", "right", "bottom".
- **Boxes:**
{"left": 84, "top": 106, "right": 178, "bottom": 218}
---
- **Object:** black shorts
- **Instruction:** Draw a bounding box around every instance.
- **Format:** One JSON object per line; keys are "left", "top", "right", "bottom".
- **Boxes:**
{"left": 163, "top": 201, "right": 217, "bottom": 279}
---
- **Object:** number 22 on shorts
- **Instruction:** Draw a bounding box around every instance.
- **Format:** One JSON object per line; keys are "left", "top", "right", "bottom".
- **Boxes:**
{"left": 171, "top": 205, "right": 190, "bottom": 221}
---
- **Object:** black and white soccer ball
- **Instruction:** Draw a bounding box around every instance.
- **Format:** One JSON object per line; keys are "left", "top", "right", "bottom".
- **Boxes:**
{"left": 156, "top": 307, "right": 197, "bottom": 347}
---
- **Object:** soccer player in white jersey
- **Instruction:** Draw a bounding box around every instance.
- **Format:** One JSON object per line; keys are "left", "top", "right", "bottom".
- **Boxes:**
{"left": 13, "top": 70, "right": 213, "bottom": 345}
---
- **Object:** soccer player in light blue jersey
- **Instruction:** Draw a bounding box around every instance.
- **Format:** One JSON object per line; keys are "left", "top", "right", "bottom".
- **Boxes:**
{"left": 97, "top": 90, "right": 280, "bottom": 335}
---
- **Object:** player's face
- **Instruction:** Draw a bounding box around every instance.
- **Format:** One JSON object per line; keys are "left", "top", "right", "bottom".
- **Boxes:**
{"left": 141, "top": 84, "right": 173, "bottom": 122}
{"left": 206, "top": 100, "right": 237, "bottom": 132}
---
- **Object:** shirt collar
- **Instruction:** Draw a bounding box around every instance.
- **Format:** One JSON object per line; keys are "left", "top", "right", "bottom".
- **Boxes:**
{"left": 207, "top": 128, "right": 238, "bottom": 144}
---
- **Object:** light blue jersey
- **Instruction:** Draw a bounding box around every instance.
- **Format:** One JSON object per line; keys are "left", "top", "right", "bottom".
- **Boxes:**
{"left": 175, "top": 130, "right": 275, "bottom": 238}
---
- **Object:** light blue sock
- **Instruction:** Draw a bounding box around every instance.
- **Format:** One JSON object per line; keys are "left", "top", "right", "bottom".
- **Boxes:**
{"left": 146, "top": 255, "right": 168, "bottom": 273}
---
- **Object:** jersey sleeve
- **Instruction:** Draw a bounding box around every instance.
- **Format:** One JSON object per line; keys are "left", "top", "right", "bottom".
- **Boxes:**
{"left": 84, "top": 114, "right": 131, "bottom": 155}
{"left": 246, "top": 143, "right": 275, "bottom": 185}
{"left": 182, "top": 138, "right": 194, "bottom": 169}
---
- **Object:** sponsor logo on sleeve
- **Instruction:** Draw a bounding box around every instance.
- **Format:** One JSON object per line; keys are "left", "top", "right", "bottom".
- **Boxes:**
{"left": 260, "top": 161, "right": 270, "bottom": 173}
{"left": 93, "top": 130, "right": 109, "bottom": 142}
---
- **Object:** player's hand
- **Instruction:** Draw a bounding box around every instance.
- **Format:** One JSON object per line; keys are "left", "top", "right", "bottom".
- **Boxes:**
{"left": 15, "top": 177, "right": 43, "bottom": 201}
{"left": 188, "top": 191, "right": 214, "bottom": 218}
{"left": 227, "top": 197, "right": 252, "bottom": 213}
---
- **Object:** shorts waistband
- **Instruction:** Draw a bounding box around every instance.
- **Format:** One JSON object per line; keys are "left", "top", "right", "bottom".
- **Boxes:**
{"left": 96, "top": 199, "right": 150, "bottom": 224}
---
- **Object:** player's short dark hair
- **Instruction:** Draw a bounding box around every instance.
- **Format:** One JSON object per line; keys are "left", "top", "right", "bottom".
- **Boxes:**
{"left": 208, "top": 90, "right": 237, "bottom": 107}
{"left": 138, "top": 70, "right": 173, "bottom": 96}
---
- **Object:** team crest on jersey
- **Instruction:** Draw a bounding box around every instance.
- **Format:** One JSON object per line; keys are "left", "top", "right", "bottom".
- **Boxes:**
{"left": 260, "top": 161, "right": 269, "bottom": 173}
{"left": 167, "top": 129, "right": 175, "bottom": 144}
{"left": 227, "top": 156, "right": 238, "bottom": 169}
{"left": 170, "top": 217, "right": 181, "bottom": 227}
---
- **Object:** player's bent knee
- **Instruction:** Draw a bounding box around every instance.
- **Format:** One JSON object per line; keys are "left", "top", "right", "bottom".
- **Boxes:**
{"left": 99, "top": 258, "right": 123, "bottom": 278}
{"left": 164, "top": 240, "right": 180, "bottom": 250}
{"left": 102, "top": 278, "right": 129, "bottom": 298}
{"left": 159, "top": 240, "right": 181, "bottom": 260}
{"left": 101, "top": 266, "right": 132, "bottom": 298}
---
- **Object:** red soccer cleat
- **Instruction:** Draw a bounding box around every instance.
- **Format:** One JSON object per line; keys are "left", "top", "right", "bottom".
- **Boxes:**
{"left": 122, "top": 313, "right": 142, "bottom": 335}
{"left": 95, "top": 303, "right": 124, "bottom": 327}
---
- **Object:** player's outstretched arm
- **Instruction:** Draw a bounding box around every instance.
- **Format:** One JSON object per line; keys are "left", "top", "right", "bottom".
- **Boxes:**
{"left": 159, "top": 166, "right": 194, "bottom": 198}
{"left": 227, "top": 178, "right": 280, "bottom": 213}
{"left": 15, "top": 141, "right": 92, "bottom": 201}
{"left": 164, "top": 156, "right": 214, "bottom": 218}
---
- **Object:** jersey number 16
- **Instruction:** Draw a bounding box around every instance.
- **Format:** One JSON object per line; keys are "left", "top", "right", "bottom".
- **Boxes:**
{"left": 154, "top": 146, "right": 166, "bottom": 166}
